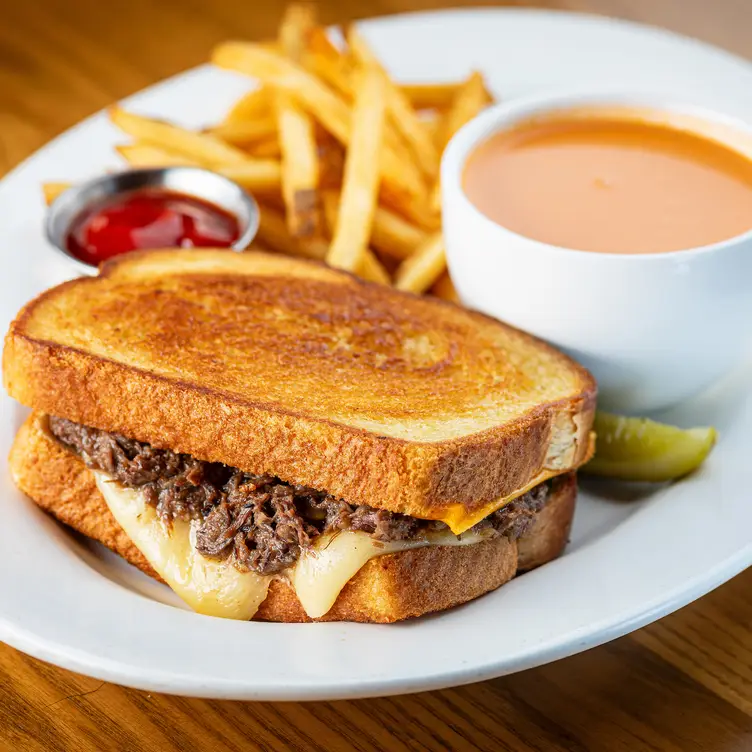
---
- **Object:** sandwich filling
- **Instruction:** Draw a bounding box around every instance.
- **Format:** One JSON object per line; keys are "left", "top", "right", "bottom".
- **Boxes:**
{"left": 49, "top": 416, "right": 553, "bottom": 577}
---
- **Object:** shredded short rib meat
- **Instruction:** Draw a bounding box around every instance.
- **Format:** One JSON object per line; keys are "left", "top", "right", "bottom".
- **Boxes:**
{"left": 49, "top": 416, "right": 553, "bottom": 576}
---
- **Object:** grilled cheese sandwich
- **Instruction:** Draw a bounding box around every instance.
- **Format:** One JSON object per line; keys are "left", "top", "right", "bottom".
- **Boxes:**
{"left": 4, "top": 249, "right": 596, "bottom": 622}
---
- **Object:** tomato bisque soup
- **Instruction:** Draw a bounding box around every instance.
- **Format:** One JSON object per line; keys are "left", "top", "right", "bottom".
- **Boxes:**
{"left": 463, "top": 109, "right": 752, "bottom": 254}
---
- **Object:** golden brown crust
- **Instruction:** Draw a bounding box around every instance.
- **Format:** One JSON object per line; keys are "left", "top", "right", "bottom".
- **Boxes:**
{"left": 8, "top": 413, "right": 576, "bottom": 622}
{"left": 3, "top": 249, "right": 595, "bottom": 523}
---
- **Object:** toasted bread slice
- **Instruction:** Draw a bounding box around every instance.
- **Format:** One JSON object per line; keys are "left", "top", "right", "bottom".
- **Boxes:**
{"left": 4, "top": 249, "right": 594, "bottom": 530}
{"left": 9, "top": 413, "right": 576, "bottom": 622}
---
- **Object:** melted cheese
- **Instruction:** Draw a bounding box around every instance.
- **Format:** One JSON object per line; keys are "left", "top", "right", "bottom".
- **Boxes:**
{"left": 438, "top": 430, "right": 596, "bottom": 534}
{"left": 293, "top": 528, "right": 486, "bottom": 618}
{"left": 437, "top": 467, "right": 563, "bottom": 534}
{"left": 94, "top": 473, "right": 490, "bottom": 620}
{"left": 94, "top": 473, "right": 270, "bottom": 620}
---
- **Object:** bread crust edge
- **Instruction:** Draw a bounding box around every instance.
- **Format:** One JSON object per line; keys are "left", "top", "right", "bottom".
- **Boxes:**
{"left": 4, "top": 314, "right": 594, "bottom": 521}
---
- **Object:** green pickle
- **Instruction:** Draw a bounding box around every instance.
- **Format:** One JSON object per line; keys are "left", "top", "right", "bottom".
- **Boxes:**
{"left": 584, "top": 412, "right": 717, "bottom": 482}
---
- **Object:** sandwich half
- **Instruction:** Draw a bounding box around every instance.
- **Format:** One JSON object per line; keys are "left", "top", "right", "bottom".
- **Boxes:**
{"left": 4, "top": 249, "right": 596, "bottom": 622}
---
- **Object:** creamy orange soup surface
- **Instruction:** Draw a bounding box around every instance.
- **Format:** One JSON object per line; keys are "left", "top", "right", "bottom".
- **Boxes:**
{"left": 463, "top": 111, "right": 752, "bottom": 253}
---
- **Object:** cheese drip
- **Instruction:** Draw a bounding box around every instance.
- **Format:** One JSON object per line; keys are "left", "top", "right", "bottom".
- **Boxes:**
{"left": 293, "top": 528, "right": 486, "bottom": 618}
{"left": 94, "top": 473, "right": 488, "bottom": 620}
{"left": 94, "top": 472, "right": 270, "bottom": 619}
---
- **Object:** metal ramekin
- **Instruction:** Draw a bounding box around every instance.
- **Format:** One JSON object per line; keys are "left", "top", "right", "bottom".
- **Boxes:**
{"left": 45, "top": 167, "right": 260, "bottom": 275}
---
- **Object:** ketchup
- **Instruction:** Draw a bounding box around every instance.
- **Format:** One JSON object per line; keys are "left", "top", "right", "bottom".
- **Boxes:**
{"left": 65, "top": 188, "right": 241, "bottom": 266}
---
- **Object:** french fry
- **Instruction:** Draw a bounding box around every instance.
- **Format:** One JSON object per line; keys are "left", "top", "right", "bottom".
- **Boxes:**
{"left": 302, "top": 28, "right": 352, "bottom": 98}
{"left": 399, "top": 81, "right": 492, "bottom": 110}
{"left": 218, "top": 162, "right": 284, "bottom": 193}
{"left": 428, "top": 180, "right": 442, "bottom": 216}
{"left": 357, "top": 249, "right": 391, "bottom": 285}
{"left": 327, "top": 65, "right": 386, "bottom": 272}
{"left": 394, "top": 232, "right": 446, "bottom": 293}
{"left": 379, "top": 185, "right": 440, "bottom": 232}
{"left": 116, "top": 143, "right": 195, "bottom": 167}
{"left": 277, "top": 4, "right": 320, "bottom": 237}
{"left": 320, "top": 189, "right": 340, "bottom": 234}
{"left": 211, "top": 43, "right": 426, "bottom": 205}
{"left": 261, "top": 40, "right": 282, "bottom": 52}
{"left": 430, "top": 71, "right": 490, "bottom": 212}
{"left": 246, "top": 137, "right": 282, "bottom": 159}
{"left": 109, "top": 107, "right": 252, "bottom": 168}
{"left": 399, "top": 83, "right": 462, "bottom": 110}
{"left": 434, "top": 71, "right": 489, "bottom": 151}
{"left": 305, "top": 30, "right": 426, "bottom": 187}
{"left": 222, "top": 87, "right": 272, "bottom": 125}
{"left": 213, "top": 43, "right": 350, "bottom": 138}
{"left": 208, "top": 117, "right": 277, "bottom": 146}
{"left": 276, "top": 91, "right": 320, "bottom": 236}
{"left": 430, "top": 271, "right": 460, "bottom": 303}
{"left": 371, "top": 205, "right": 428, "bottom": 259}
{"left": 42, "top": 182, "right": 72, "bottom": 205}
{"left": 305, "top": 25, "right": 342, "bottom": 59}
{"left": 323, "top": 190, "right": 427, "bottom": 260}
{"left": 347, "top": 27, "right": 439, "bottom": 182}
{"left": 321, "top": 190, "right": 390, "bottom": 283}
{"left": 303, "top": 29, "right": 417, "bottom": 176}
{"left": 116, "top": 143, "right": 283, "bottom": 193}
{"left": 305, "top": 44, "right": 420, "bottom": 185}
{"left": 303, "top": 51, "right": 352, "bottom": 99}
{"left": 256, "top": 203, "right": 327, "bottom": 260}
{"left": 279, "top": 3, "right": 317, "bottom": 62}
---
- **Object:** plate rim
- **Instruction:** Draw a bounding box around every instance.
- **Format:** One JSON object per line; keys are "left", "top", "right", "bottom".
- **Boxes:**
{"left": 0, "top": 544, "right": 748, "bottom": 700}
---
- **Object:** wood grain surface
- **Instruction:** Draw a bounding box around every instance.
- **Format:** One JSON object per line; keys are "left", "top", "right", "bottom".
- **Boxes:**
{"left": 0, "top": 1, "right": 750, "bottom": 750}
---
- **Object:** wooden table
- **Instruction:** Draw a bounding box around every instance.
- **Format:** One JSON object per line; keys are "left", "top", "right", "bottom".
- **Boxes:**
{"left": 1, "top": 1, "right": 750, "bottom": 750}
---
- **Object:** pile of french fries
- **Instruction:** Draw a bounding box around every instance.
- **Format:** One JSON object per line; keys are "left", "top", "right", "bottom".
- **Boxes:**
{"left": 43, "top": 3, "right": 492, "bottom": 298}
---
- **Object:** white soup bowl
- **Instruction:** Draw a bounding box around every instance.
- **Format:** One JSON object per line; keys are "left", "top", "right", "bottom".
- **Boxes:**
{"left": 442, "top": 91, "right": 752, "bottom": 413}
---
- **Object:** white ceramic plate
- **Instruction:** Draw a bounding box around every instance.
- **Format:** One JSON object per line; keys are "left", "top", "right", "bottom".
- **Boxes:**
{"left": 0, "top": 9, "right": 750, "bottom": 701}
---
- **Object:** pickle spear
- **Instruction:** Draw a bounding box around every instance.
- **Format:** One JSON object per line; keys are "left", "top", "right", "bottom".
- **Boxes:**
{"left": 584, "top": 412, "right": 717, "bottom": 482}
